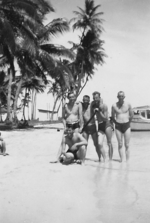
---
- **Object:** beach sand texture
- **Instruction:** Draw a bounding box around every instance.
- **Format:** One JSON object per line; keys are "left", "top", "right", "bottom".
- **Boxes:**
{"left": 0, "top": 128, "right": 150, "bottom": 223}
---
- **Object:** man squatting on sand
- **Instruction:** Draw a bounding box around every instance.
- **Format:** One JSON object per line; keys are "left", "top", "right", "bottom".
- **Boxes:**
{"left": 0, "top": 132, "right": 7, "bottom": 156}
{"left": 91, "top": 91, "right": 114, "bottom": 162}
{"left": 58, "top": 127, "right": 87, "bottom": 165}
{"left": 111, "top": 91, "right": 133, "bottom": 162}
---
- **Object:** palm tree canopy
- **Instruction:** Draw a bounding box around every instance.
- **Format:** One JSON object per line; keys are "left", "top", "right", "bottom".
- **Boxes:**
{"left": 71, "top": 0, "right": 104, "bottom": 36}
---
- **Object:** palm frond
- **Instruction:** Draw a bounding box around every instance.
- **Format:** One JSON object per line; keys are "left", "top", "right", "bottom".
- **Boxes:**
{"left": 0, "top": 18, "right": 16, "bottom": 54}
{"left": 77, "top": 7, "right": 85, "bottom": 14}
{"left": 39, "top": 18, "right": 70, "bottom": 42}
{"left": 90, "top": 5, "right": 102, "bottom": 15}
{"left": 40, "top": 44, "right": 75, "bottom": 60}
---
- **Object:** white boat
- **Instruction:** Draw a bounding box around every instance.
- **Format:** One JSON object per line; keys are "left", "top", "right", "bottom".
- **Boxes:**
{"left": 131, "top": 105, "right": 150, "bottom": 131}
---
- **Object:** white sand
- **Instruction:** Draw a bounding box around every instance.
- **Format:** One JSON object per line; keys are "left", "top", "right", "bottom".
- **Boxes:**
{"left": 0, "top": 128, "right": 150, "bottom": 223}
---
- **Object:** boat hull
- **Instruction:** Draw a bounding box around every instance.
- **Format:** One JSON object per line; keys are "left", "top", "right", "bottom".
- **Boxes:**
{"left": 131, "top": 116, "right": 150, "bottom": 131}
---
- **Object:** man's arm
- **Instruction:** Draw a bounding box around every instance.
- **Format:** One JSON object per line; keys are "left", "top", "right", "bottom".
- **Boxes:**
{"left": 62, "top": 104, "right": 66, "bottom": 130}
{"left": 75, "top": 133, "right": 88, "bottom": 147}
{"left": 0, "top": 136, "right": 3, "bottom": 141}
{"left": 111, "top": 105, "right": 116, "bottom": 123}
{"left": 57, "top": 136, "right": 66, "bottom": 161}
{"left": 129, "top": 103, "right": 134, "bottom": 122}
{"left": 95, "top": 104, "right": 108, "bottom": 121}
{"left": 78, "top": 102, "right": 84, "bottom": 132}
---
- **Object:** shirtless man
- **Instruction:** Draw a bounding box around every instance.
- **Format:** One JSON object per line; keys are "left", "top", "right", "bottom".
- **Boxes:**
{"left": 91, "top": 91, "right": 114, "bottom": 162}
{"left": 62, "top": 91, "right": 83, "bottom": 132}
{"left": 0, "top": 132, "right": 7, "bottom": 156}
{"left": 58, "top": 127, "right": 87, "bottom": 165}
{"left": 81, "top": 95, "right": 101, "bottom": 161}
{"left": 111, "top": 91, "right": 133, "bottom": 162}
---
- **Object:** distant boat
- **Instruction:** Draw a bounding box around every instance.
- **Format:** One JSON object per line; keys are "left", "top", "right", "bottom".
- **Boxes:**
{"left": 131, "top": 105, "right": 150, "bottom": 131}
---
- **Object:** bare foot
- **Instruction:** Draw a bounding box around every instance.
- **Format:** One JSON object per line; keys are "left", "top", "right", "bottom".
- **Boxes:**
{"left": 3, "top": 153, "right": 9, "bottom": 156}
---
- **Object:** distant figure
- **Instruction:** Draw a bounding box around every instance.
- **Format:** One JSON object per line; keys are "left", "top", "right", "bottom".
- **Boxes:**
{"left": 111, "top": 91, "right": 133, "bottom": 162}
{"left": 91, "top": 91, "right": 114, "bottom": 162}
{"left": 58, "top": 127, "right": 87, "bottom": 165}
{"left": 62, "top": 91, "right": 83, "bottom": 133}
{"left": 81, "top": 95, "right": 101, "bottom": 161}
{"left": 0, "top": 132, "right": 7, "bottom": 156}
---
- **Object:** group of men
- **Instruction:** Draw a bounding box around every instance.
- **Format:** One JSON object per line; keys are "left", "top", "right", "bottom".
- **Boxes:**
{"left": 57, "top": 90, "right": 133, "bottom": 165}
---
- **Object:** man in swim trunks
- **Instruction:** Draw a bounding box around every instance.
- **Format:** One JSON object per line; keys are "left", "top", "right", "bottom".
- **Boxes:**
{"left": 58, "top": 127, "right": 87, "bottom": 165}
{"left": 111, "top": 91, "right": 133, "bottom": 162}
{"left": 0, "top": 132, "right": 7, "bottom": 156}
{"left": 62, "top": 91, "right": 83, "bottom": 132}
{"left": 81, "top": 95, "right": 101, "bottom": 161}
{"left": 91, "top": 91, "right": 114, "bottom": 162}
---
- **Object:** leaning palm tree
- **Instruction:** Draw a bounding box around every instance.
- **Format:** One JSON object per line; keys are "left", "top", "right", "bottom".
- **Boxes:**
{"left": 70, "top": 0, "right": 106, "bottom": 97}
{"left": 73, "top": 30, "right": 106, "bottom": 96}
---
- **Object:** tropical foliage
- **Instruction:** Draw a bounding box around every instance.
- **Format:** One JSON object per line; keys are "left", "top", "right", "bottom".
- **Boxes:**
{"left": 0, "top": 0, "right": 106, "bottom": 123}
{"left": 69, "top": 0, "right": 106, "bottom": 96}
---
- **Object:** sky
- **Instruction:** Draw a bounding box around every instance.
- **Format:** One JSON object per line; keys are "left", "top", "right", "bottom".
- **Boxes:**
{"left": 37, "top": 0, "right": 150, "bottom": 113}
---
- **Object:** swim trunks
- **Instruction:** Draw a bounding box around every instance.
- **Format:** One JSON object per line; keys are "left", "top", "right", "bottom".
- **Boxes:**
{"left": 66, "top": 149, "right": 78, "bottom": 159}
{"left": 66, "top": 121, "right": 80, "bottom": 130}
{"left": 115, "top": 121, "right": 130, "bottom": 134}
{"left": 82, "top": 124, "right": 97, "bottom": 135}
{"left": 98, "top": 121, "right": 113, "bottom": 133}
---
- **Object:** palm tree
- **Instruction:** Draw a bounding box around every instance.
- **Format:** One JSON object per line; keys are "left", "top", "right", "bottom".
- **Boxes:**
{"left": 70, "top": 0, "right": 106, "bottom": 97}
{"left": 71, "top": 0, "right": 104, "bottom": 39}
{"left": 74, "top": 30, "right": 106, "bottom": 96}
{"left": 0, "top": 0, "right": 54, "bottom": 123}
{"left": 48, "top": 81, "right": 67, "bottom": 121}
{"left": 21, "top": 76, "right": 46, "bottom": 120}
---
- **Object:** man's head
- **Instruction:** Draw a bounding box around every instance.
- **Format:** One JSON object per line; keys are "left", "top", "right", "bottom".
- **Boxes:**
{"left": 92, "top": 91, "right": 101, "bottom": 107}
{"left": 83, "top": 95, "right": 90, "bottom": 107}
{"left": 117, "top": 91, "right": 125, "bottom": 101}
{"left": 67, "top": 91, "right": 76, "bottom": 103}
{"left": 66, "top": 126, "right": 74, "bottom": 138}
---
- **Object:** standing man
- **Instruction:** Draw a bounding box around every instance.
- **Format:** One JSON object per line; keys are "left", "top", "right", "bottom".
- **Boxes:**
{"left": 81, "top": 95, "right": 101, "bottom": 161}
{"left": 62, "top": 91, "right": 83, "bottom": 133}
{"left": 111, "top": 91, "right": 133, "bottom": 162}
{"left": 91, "top": 91, "right": 114, "bottom": 162}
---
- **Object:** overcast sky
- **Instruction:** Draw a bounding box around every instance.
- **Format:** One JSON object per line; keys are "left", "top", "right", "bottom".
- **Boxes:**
{"left": 38, "top": 0, "right": 150, "bottom": 112}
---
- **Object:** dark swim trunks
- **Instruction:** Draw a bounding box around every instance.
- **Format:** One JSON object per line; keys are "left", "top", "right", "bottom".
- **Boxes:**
{"left": 115, "top": 121, "right": 130, "bottom": 134}
{"left": 66, "top": 121, "right": 80, "bottom": 130}
{"left": 82, "top": 124, "right": 97, "bottom": 135}
{"left": 66, "top": 149, "right": 78, "bottom": 159}
{"left": 98, "top": 121, "right": 113, "bottom": 134}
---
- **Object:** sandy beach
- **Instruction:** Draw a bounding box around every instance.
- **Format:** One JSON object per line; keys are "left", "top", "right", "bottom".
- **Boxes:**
{"left": 0, "top": 126, "right": 150, "bottom": 223}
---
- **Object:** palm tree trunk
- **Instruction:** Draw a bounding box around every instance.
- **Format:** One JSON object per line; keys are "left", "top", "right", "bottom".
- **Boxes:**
{"left": 75, "top": 62, "right": 84, "bottom": 98}
{"left": 50, "top": 95, "right": 59, "bottom": 121}
{"left": 31, "top": 89, "right": 35, "bottom": 120}
{"left": 76, "top": 77, "right": 88, "bottom": 98}
{"left": 23, "top": 88, "right": 27, "bottom": 120}
{"left": 13, "top": 77, "right": 23, "bottom": 123}
{"left": 6, "top": 69, "right": 13, "bottom": 123}
{"left": 57, "top": 98, "right": 62, "bottom": 114}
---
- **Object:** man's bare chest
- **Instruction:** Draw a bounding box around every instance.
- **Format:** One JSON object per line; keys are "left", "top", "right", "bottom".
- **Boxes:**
{"left": 115, "top": 105, "right": 129, "bottom": 114}
{"left": 65, "top": 103, "right": 79, "bottom": 115}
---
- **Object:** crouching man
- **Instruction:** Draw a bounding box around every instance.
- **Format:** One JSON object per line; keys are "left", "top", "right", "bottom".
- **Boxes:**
{"left": 58, "top": 126, "right": 87, "bottom": 165}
